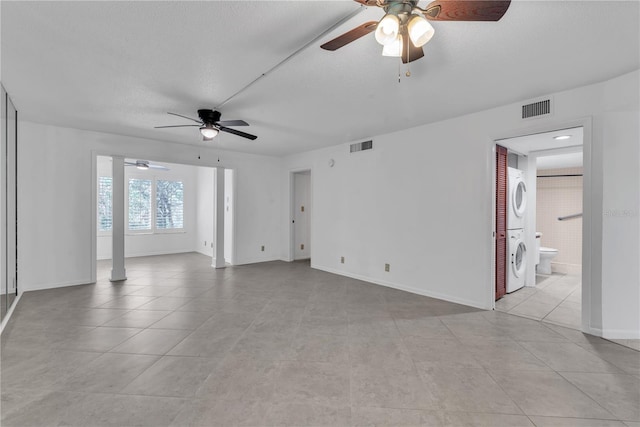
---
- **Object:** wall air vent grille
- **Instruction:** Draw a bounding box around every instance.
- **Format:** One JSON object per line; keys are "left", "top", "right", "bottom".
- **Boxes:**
{"left": 350, "top": 140, "right": 373, "bottom": 153}
{"left": 522, "top": 99, "right": 551, "bottom": 119}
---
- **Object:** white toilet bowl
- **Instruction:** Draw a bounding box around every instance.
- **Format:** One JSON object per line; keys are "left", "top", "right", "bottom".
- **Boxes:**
{"left": 537, "top": 247, "right": 558, "bottom": 275}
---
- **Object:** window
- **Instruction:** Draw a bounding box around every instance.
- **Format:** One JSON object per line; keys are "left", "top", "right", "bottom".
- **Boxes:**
{"left": 98, "top": 176, "right": 185, "bottom": 233}
{"left": 128, "top": 178, "right": 152, "bottom": 231}
{"left": 98, "top": 177, "right": 113, "bottom": 231}
{"left": 156, "top": 180, "right": 184, "bottom": 229}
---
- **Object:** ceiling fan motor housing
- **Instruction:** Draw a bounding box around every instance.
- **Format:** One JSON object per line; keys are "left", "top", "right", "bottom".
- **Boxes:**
{"left": 198, "top": 109, "right": 221, "bottom": 125}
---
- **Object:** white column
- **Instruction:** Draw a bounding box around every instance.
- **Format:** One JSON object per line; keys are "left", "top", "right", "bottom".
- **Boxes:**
{"left": 110, "top": 156, "right": 127, "bottom": 281}
{"left": 212, "top": 167, "right": 225, "bottom": 269}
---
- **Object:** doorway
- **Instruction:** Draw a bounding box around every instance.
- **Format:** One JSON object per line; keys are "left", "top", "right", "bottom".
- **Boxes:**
{"left": 494, "top": 127, "right": 585, "bottom": 331}
{"left": 93, "top": 157, "right": 234, "bottom": 281}
{"left": 292, "top": 170, "right": 311, "bottom": 261}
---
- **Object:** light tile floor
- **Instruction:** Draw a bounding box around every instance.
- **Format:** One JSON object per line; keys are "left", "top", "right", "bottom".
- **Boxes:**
{"left": 2, "top": 253, "right": 639, "bottom": 426}
{"left": 497, "top": 273, "right": 640, "bottom": 352}
{"left": 496, "top": 273, "right": 582, "bottom": 330}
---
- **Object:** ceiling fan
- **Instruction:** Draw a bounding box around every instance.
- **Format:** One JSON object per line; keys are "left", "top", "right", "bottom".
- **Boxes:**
{"left": 321, "top": 0, "right": 511, "bottom": 63}
{"left": 125, "top": 160, "right": 169, "bottom": 171}
{"left": 155, "top": 109, "right": 257, "bottom": 141}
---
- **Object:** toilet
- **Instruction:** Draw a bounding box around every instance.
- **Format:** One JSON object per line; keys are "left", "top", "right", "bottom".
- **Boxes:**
{"left": 538, "top": 247, "right": 559, "bottom": 274}
{"left": 535, "top": 232, "right": 558, "bottom": 275}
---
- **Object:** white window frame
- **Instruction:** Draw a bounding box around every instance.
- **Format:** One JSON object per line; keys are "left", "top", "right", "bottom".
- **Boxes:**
{"left": 126, "top": 174, "right": 154, "bottom": 235}
{"left": 97, "top": 176, "right": 113, "bottom": 237}
{"left": 126, "top": 173, "right": 185, "bottom": 235}
{"left": 98, "top": 173, "right": 186, "bottom": 236}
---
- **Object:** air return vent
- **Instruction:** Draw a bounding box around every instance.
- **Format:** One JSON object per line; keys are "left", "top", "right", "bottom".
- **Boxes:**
{"left": 350, "top": 140, "right": 373, "bottom": 153}
{"left": 522, "top": 99, "right": 551, "bottom": 119}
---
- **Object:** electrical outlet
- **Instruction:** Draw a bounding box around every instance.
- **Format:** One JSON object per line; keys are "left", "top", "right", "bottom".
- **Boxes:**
{"left": 385, "top": 263, "right": 390, "bottom": 272}
{"left": 211, "top": 242, "right": 213, "bottom": 248}
{"left": 204, "top": 241, "right": 207, "bottom": 247}
{"left": 300, "top": 244, "right": 304, "bottom": 250}
{"left": 341, "top": 256, "right": 345, "bottom": 264}
{"left": 301, "top": 205, "right": 305, "bottom": 212}
{"left": 261, "top": 245, "right": 265, "bottom": 252}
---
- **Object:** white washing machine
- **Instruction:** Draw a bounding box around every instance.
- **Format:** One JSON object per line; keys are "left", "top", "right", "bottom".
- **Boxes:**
{"left": 507, "top": 228, "right": 527, "bottom": 293}
{"left": 508, "top": 167, "right": 527, "bottom": 230}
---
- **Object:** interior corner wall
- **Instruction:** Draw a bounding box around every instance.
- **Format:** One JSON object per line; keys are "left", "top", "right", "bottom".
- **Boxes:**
{"left": 283, "top": 70, "right": 640, "bottom": 339}
{"left": 17, "top": 123, "right": 282, "bottom": 292}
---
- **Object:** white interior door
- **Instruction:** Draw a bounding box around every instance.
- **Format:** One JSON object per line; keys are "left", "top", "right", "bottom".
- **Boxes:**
{"left": 293, "top": 171, "right": 311, "bottom": 260}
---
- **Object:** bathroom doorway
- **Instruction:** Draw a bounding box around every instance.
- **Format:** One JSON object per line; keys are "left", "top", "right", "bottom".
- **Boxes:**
{"left": 494, "top": 127, "right": 585, "bottom": 331}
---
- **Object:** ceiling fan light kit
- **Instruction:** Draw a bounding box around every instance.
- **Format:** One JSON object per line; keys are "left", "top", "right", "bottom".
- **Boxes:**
{"left": 154, "top": 109, "right": 257, "bottom": 142}
{"left": 375, "top": 13, "right": 400, "bottom": 45}
{"left": 199, "top": 124, "right": 219, "bottom": 140}
{"left": 382, "top": 34, "right": 403, "bottom": 57}
{"left": 125, "top": 160, "right": 170, "bottom": 171}
{"left": 321, "top": 0, "right": 511, "bottom": 64}
{"left": 407, "top": 13, "right": 434, "bottom": 47}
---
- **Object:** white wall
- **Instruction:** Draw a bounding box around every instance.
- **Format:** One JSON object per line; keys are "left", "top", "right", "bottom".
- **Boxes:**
{"left": 224, "top": 168, "right": 234, "bottom": 264}
{"left": 195, "top": 167, "right": 234, "bottom": 264}
{"left": 96, "top": 156, "right": 198, "bottom": 260}
{"left": 18, "top": 123, "right": 282, "bottom": 291}
{"left": 282, "top": 70, "right": 640, "bottom": 339}
{"left": 195, "top": 166, "right": 214, "bottom": 258}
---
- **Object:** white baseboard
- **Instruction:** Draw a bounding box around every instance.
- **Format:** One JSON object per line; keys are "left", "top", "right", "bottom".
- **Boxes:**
{"left": 601, "top": 328, "right": 640, "bottom": 340}
{"left": 20, "top": 278, "right": 95, "bottom": 293}
{"left": 233, "top": 256, "right": 280, "bottom": 266}
{"left": 551, "top": 262, "right": 582, "bottom": 275}
{"left": 98, "top": 248, "right": 196, "bottom": 261}
{"left": 1, "top": 292, "right": 23, "bottom": 333}
{"left": 311, "top": 264, "right": 489, "bottom": 310}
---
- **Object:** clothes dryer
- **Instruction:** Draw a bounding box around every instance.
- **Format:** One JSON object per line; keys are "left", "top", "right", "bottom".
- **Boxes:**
{"left": 508, "top": 167, "right": 527, "bottom": 230}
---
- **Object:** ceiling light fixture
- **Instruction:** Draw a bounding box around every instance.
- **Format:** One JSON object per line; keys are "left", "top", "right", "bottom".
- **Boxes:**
{"left": 136, "top": 161, "right": 150, "bottom": 170}
{"left": 553, "top": 135, "right": 572, "bottom": 140}
{"left": 200, "top": 125, "right": 219, "bottom": 140}
{"left": 407, "top": 13, "right": 435, "bottom": 47}
{"left": 382, "top": 34, "right": 403, "bottom": 57}
{"left": 375, "top": 13, "right": 400, "bottom": 46}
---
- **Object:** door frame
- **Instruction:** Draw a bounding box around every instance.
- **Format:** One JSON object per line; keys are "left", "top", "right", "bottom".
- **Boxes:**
{"left": 288, "top": 168, "right": 312, "bottom": 262}
{"left": 489, "top": 117, "right": 596, "bottom": 335}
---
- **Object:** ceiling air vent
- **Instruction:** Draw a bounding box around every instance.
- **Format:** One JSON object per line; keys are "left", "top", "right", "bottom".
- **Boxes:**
{"left": 350, "top": 140, "right": 373, "bottom": 153}
{"left": 522, "top": 99, "right": 551, "bottom": 119}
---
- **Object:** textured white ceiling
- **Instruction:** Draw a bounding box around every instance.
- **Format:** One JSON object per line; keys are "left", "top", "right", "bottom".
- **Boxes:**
{"left": 2, "top": 1, "right": 638, "bottom": 156}
{"left": 498, "top": 126, "right": 583, "bottom": 155}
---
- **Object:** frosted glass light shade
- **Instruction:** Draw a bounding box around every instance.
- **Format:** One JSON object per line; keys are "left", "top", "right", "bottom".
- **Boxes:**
{"left": 382, "top": 35, "right": 403, "bottom": 57}
{"left": 375, "top": 14, "right": 400, "bottom": 46}
{"left": 200, "top": 126, "right": 219, "bottom": 139}
{"left": 407, "top": 14, "right": 435, "bottom": 47}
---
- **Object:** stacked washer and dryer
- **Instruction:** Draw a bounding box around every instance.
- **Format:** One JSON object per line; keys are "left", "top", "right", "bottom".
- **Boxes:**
{"left": 507, "top": 167, "right": 527, "bottom": 293}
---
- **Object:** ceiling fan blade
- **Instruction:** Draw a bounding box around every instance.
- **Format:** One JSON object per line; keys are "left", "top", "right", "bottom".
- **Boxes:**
{"left": 154, "top": 125, "right": 201, "bottom": 128}
{"left": 402, "top": 37, "right": 425, "bottom": 64}
{"left": 320, "top": 21, "right": 378, "bottom": 51}
{"left": 219, "top": 126, "right": 258, "bottom": 141}
{"left": 167, "top": 112, "right": 203, "bottom": 123}
{"left": 148, "top": 164, "right": 170, "bottom": 171}
{"left": 124, "top": 162, "right": 137, "bottom": 166}
{"left": 423, "top": 0, "right": 511, "bottom": 21}
{"left": 353, "top": 0, "right": 379, "bottom": 5}
{"left": 215, "top": 119, "right": 249, "bottom": 127}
